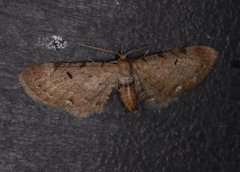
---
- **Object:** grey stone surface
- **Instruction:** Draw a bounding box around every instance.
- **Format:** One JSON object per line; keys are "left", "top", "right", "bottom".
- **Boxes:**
{"left": 0, "top": 0, "right": 239, "bottom": 171}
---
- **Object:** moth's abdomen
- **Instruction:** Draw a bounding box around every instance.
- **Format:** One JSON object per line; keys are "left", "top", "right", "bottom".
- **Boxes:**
{"left": 119, "top": 82, "right": 137, "bottom": 113}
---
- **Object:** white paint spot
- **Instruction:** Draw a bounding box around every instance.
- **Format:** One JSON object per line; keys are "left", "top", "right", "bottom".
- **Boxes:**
{"left": 46, "top": 35, "right": 67, "bottom": 50}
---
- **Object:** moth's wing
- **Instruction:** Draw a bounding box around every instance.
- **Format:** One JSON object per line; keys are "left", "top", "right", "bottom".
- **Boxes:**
{"left": 19, "top": 62, "right": 119, "bottom": 116}
{"left": 132, "top": 46, "right": 218, "bottom": 106}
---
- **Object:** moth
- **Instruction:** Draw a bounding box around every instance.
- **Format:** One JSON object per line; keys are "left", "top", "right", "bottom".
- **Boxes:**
{"left": 19, "top": 45, "right": 218, "bottom": 117}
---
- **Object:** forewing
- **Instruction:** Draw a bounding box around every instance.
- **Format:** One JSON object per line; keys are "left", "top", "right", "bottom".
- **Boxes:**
{"left": 19, "top": 62, "right": 118, "bottom": 116}
{"left": 132, "top": 46, "right": 218, "bottom": 106}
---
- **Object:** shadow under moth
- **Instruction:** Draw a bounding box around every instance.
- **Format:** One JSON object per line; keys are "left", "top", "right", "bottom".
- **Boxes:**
{"left": 19, "top": 45, "right": 218, "bottom": 117}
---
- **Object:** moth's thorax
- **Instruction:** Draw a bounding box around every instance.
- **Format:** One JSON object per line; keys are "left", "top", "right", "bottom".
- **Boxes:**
{"left": 117, "top": 57, "right": 132, "bottom": 77}
{"left": 117, "top": 58, "right": 133, "bottom": 85}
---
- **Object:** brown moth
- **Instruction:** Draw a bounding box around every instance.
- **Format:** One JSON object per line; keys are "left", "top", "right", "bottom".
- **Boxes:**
{"left": 19, "top": 45, "right": 218, "bottom": 117}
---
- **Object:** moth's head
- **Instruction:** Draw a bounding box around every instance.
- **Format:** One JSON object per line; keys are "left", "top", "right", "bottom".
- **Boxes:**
{"left": 118, "top": 53, "right": 128, "bottom": 60}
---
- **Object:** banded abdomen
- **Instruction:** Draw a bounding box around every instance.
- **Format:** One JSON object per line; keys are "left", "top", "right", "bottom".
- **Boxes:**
{"left": 119, "top": 81, "right": 137, "bottom": 112}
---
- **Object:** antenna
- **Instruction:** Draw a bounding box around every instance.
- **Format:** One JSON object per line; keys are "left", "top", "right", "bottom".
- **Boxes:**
{"left": 79, "top": 43, "right": 121, "bottom": 57}
{"left": 79, "top": 43, "right": 160, "bottom": 58}
{"left": 125, "top": 44, "right": 159, "bottom": 56}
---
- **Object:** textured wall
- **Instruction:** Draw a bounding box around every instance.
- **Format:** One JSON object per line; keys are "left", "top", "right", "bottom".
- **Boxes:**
{"left": 0, "top": 0, "right": 239, "bottom": 171}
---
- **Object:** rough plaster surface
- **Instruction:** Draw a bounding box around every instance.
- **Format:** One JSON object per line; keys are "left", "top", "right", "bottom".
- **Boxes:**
{"left": 0, "top": 0, "right": 239, "bottom": 171}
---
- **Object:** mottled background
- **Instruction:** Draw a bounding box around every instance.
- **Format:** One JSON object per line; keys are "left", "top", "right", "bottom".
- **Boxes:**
{"left": 0, "top": 0, "right": 239, "bottom": 171}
